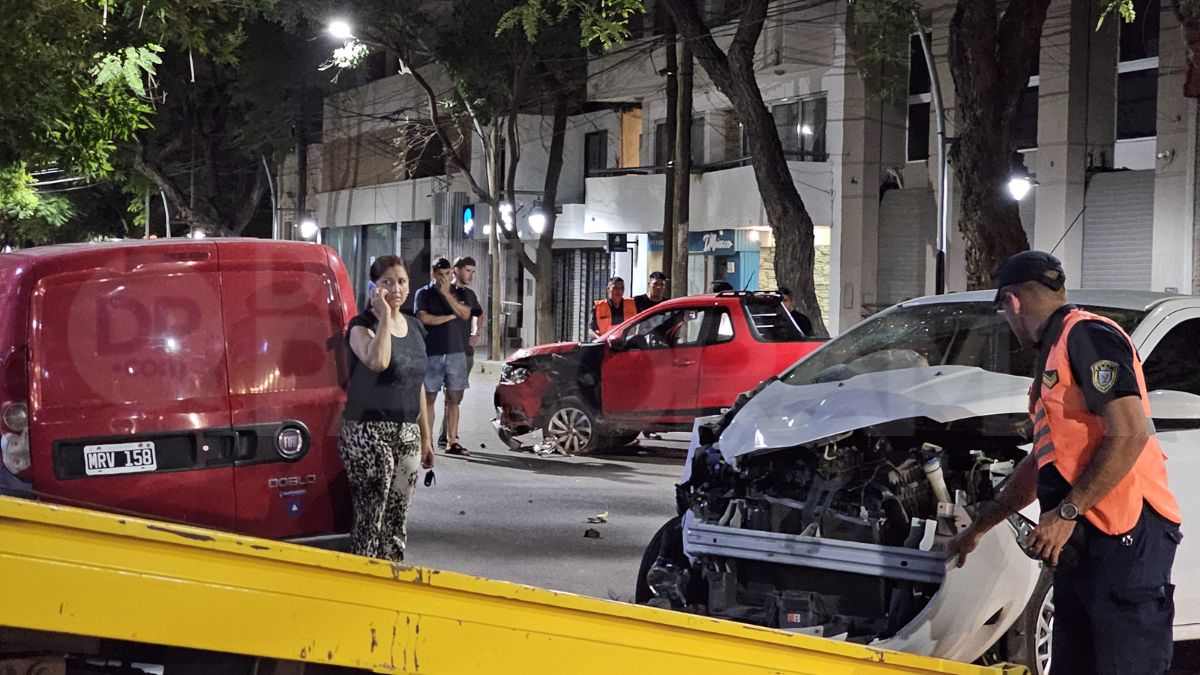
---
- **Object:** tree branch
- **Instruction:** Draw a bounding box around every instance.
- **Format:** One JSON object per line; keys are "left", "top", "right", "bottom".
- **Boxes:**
{"left": 132, "top": 138, "right": 211, "bottom": 229}
{"left": 729, "top": 0, "right": 769, "bottom": 69}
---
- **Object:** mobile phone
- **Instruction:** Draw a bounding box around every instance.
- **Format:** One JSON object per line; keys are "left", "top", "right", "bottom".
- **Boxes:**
{"left": 367, "top": 280, "right": 378, "bottom": 295}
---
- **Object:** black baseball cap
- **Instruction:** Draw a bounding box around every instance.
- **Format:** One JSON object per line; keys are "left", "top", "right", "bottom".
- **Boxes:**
{"left": 993, "top": 250, "right": 1065, "bottom": 303}
{"left": 432, "top": 257, "right": 451, "bottom": 270}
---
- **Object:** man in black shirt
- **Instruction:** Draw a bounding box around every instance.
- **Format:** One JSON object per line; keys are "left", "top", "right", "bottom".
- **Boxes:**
{"left": 633, "top": 271, "right": 669, "bottom": 313}
{"left": 437, "top": 256, "right": 484, "bottom": 449}
{"left": 778, "top": 287, "right": 813, "bottom": 336}
{"left": 415, "top": 257, "right": 482, "bottom": 456}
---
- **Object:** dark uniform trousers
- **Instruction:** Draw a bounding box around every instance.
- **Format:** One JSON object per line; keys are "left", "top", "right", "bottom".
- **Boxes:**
{"left": 1051, "top": 504, "right": 1182, "bottom": 675}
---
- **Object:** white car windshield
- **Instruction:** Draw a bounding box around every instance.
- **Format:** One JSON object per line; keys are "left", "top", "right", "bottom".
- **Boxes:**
{"left": 781, "top": 301, "right": 1146, "bottom": 386}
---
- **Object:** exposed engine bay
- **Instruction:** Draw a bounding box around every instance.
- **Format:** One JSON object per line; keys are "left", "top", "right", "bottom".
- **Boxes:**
{"left": 651, "top": 412, "right": 1031, "bottom": 644}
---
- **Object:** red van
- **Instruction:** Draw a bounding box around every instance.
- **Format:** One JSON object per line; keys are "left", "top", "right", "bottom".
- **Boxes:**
{"left": 0, "top": 239, "right": 355, "bottom": 539}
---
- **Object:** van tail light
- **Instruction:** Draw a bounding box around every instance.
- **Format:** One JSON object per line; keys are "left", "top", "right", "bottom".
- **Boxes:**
{"left": 0, "top": 347, "right": 31, "bottom": 479}
{"left": 2, "top": 402, "right": 27, "bottom": 433}
{"left": 2, "top": 403, "right": 31, "bottom": 476}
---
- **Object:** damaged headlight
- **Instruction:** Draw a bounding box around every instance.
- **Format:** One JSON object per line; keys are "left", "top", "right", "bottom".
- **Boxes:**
{"left": 501, "top": 365, "right": 531, "bottom": 384}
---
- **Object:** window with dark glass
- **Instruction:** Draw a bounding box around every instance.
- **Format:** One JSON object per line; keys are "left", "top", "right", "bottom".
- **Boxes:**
{"left": 907, "top": 34, "right": 932, "bottom": 162}
{"left": 772, "top": 96, "right": 827, "bottom": 161}
{"left": 655, "top": 121, "right": 670, "bottom": 168}
{"left": 1117, "top": 69, "right": 1158, "bottom": 139}
{"left": 1116, "top": 0, "right": 1159, "bottom": 141}
{"left": 1013, "top": 85, "right": 1039, "bottom": 150}
{"left": 1119, "top": 0, "right": 1160, "bottom": 62}
{"left": 584, "top": 131, "right": 608, "bottom": 174}
{"left": 1143, "top": 318, "right": 1200, "bottom": 396}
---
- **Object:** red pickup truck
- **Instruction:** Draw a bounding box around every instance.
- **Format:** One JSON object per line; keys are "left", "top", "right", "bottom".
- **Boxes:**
{"left": 494, "top": 292, "right": 825, "bottom": 454}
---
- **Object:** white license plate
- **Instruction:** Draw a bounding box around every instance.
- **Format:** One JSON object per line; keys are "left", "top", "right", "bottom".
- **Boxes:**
{"left": 83, "top": 441, "right": 158, "bottom": 476}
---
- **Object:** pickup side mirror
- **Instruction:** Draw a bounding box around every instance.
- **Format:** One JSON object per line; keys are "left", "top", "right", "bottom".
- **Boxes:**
{"left": 1149, "top": 389, "right": 1200, "bottom": 430}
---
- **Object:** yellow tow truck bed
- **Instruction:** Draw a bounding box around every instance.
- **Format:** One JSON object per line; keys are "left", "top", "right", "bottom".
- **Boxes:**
{"left": 0, "top": 496, "right": 1025, "bottom": 674}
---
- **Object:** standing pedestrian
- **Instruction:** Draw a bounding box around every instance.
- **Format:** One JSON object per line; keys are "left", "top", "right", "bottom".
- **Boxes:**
{"left": 634, "top": 271, "right": 669, "bottom": 313}
{"left": 778, "top": 287, "right": 814, "bottom": 336}
{"left": 414, "top": 257, "right": 477, "bottom": 456}
{"left": 339, "top": 256, "right": 434, "bottom": 562}
{"left": 437, "top": 256, "right": 484, "bottom": 450}
{"left": 588, "top": 276, "right": 637, "bottom": 339}
{"left": 948, "top": 250, "right": 1181, "bottom": 675}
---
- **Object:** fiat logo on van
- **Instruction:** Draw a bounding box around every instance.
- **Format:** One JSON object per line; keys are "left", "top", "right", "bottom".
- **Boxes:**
{"left": 275, "top": 427, "right": 306, "bottom": 460}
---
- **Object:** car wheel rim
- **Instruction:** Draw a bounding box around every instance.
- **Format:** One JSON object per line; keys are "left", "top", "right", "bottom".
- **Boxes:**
{"left": 547, "top": 407, "right": 592, "bottom": 455}
{"left": 1035, "top": 586, "right": 1054, "bottom": 675}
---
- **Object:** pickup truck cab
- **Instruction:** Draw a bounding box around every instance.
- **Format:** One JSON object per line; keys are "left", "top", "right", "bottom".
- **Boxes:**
{"left": 494, "top": 291, "right": 825, "bottom": 454}
{"left": 0, "top": 239, "right": 355, "bottom": 539}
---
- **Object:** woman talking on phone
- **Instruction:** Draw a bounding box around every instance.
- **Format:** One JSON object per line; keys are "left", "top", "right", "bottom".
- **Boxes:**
{"left": 339, "top": 255, "right": 434, "bottom": 561}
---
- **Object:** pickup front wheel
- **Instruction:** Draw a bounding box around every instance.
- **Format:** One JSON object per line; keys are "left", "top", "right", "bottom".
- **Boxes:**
{"left": 543, "top": 397, "right": 605, "bottom": 455}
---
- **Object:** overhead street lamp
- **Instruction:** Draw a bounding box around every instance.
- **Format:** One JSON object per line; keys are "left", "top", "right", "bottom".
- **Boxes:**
{"left": 299, "top": 219, "right": 319, "bottom": 240}
{"left": 1007, "top": 175, "right": 1037, "bottom": 201}
{"left": 528, "top": 204, "right": 547, "bottom": 235}
{"left": 327, "top": 20, "right": 354, "bottom": 40}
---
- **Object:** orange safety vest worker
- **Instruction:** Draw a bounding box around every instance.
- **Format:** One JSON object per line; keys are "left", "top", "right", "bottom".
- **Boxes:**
{"left": 593, "top": 298, "right": 637, "bottom": 334}
{"left": 1029, "top": 308, "right": 1181, "bottom": 535}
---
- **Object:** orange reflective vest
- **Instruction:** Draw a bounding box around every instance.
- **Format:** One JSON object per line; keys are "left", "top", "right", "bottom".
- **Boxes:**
{"left": 594, "top": 298, "right": 637, "bottom": 334}
{"left": 1030, "top": 308, "right": 1180, "bottom": 534}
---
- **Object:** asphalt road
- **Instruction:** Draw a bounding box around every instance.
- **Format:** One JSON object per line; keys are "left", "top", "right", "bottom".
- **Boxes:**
{"left": 405, "top": 374, "right": 684, "bottom": 602}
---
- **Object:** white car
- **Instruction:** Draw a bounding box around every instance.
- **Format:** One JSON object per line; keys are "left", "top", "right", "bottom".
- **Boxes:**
{"left": 635, "top": 290, "right": 1200, "bottom": 674}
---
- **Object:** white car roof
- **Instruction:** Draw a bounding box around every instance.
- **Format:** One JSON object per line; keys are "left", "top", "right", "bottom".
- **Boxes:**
{"left": 899, "top": 289, "right": 1195, "bottom": 313}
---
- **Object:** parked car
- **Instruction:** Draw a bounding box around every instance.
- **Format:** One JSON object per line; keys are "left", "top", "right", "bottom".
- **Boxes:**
{"left": 0, "top": 239, "right": 356, "bottom": 540}
{"left": 636, "top": 290, "right": 1200, "bottom": 674}
{"left": 494, "top": 291, "right": 825, "bottom": 454}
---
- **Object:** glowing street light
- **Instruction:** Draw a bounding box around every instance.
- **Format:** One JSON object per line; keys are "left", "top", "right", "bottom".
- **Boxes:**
{"left": 299, "top": 219, "right": 319, "bottom": 240}
{"left": 1007, "top": 175, "right": 1036, "bottom": 201}
{"left": 528, "top": 208, "right": 547, "bottom": 234}
{"left": 328, "top": 20, "right": 355, "bottom": 40}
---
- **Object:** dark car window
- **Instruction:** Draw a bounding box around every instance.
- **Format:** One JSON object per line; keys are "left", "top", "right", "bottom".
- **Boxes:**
{"left": 744, "top": 300, "right": 805, "bottom": 343}
{"left": 781, "top": 301, "right": 1147, "bottom": 386}
{"left": 622, "top": 307, "right": 729, "bottom": 350}
{"left": 1144, "top": 318, "right": 1200, "bottom": 396}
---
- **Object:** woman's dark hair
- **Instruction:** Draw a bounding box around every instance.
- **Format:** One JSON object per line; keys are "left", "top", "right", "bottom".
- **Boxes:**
{"left": 369, "top": 255, "right": 408, "bottom": 282}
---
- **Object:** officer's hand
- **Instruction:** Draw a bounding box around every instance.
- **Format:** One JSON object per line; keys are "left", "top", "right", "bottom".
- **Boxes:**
{"left": 946, "top": 525, "right": 984, "bottom": 568}
{"left": 1027, "top": 510, "right": 1077, "bottom": 567}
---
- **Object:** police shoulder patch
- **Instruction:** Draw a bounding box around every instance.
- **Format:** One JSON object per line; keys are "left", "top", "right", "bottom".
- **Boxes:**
{"left": 1090, "top": 359, "right": 1118, "bottom": 394}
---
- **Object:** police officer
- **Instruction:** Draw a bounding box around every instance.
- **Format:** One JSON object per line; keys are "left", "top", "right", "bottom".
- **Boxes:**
{"left": 948, "top": 251, "right": 1181, "bottom": 674}
{"left": 588, "top": 276, "right": 637, "bottom": 339}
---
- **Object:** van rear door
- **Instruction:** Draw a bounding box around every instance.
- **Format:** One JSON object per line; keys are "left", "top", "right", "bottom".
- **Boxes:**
{"left": 215, "top": 241, "right": 352, "bottom": 539}
{"left": 29, "top": 243, "right": 237, "bottom": 529}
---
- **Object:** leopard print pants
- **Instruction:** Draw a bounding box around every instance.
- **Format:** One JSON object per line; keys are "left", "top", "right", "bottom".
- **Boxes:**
{"left": 338, "top": 419, "right": 421, "bottom": 561}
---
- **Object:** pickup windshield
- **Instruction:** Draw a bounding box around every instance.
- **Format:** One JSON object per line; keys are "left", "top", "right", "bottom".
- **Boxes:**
{"left": 780, "top": 302, "right": 1146, "bottom": 386}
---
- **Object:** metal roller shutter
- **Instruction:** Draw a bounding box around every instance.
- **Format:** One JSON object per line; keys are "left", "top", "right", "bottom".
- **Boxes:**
{"left": 876, "top": 188, "right": 936, "bottom": 306}
{"left": 1082, "top": 170, "right": 1155, "bottom": 289}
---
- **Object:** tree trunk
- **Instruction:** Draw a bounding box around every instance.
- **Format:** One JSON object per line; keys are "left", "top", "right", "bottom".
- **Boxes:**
{"left": 662, "top": 0, "right": 826, "bottom": 335}
{"left": 1178, "top": 10, "right": 1200, "bottom": 98}
{"left": 661, "top": 32, "right": 678, "bottom": 286}
{"left": 947, "top": 0, "right": 1047, "bottom": 287}
{"left": 671, "top": 39, "right": 693, "bottom": 298}
{"left": 534, "top": 92, "right": 571, "bottom": 344}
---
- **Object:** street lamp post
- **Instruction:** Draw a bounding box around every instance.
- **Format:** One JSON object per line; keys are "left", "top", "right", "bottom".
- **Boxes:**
{"left": 914, "top": 20, "right": 950, "bottom": 296}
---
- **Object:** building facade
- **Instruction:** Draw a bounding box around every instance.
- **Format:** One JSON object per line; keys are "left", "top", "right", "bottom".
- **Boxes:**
{"left": 285, "top": 0, "right": 1198, "bottom": 345}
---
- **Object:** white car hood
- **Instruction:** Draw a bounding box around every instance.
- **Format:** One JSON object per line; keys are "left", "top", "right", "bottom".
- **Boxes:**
{"left": 719, "top": 366, "right": 1031, "bottom": 464}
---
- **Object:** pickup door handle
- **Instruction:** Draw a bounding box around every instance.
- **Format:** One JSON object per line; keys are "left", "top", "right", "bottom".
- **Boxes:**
{"left": 674, "top": 358, "right": 696, "bottom": 367}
